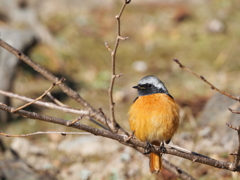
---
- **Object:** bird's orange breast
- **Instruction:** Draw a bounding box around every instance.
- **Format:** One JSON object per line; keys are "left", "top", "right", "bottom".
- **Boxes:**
{"left": 129, "top": 93, "right": 179, "bottom": 143}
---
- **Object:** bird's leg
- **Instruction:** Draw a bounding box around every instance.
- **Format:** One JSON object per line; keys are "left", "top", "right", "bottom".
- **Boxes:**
{"left": 143, "top": 141, "right": 154, "bottom": 154}
{"left": 159, "top": 142, "right": 166, "bottom": 156}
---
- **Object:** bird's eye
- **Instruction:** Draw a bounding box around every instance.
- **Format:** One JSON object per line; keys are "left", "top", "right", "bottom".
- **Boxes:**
{"left": 148, "top": 84, "right": 152, "bottom": 88}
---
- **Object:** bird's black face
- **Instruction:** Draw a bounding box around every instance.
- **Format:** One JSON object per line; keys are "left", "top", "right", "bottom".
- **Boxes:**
{"left": 133, "top": 83, "right": 166, "bottom": 96}
{"left": 133, "top": 75, "right": 173, "bottom": 98}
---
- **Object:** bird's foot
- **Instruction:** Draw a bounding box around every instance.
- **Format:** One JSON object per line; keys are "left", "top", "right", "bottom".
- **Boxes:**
{"left": 159, "top": 142, "right": 166, "bottom": 156}
{"left": 143, "top": 141, "right": 154, "bottom": 154}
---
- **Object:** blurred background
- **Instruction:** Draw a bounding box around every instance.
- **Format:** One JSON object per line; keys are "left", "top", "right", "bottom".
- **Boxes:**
{"left": 0, "top": 0, "right": 240, "bottom": 179}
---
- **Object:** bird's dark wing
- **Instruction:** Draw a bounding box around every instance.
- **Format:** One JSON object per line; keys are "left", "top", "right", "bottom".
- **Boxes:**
{"left": 133, "top": 96, "right": 138, "bottom": 103}
{"left": 167, "top": 94, "right": 174, "bottom": 99}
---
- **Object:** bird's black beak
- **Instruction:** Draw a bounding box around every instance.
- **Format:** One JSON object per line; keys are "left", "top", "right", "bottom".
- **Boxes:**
{"left": 132, "top": 85, "right": 145, "bottom": 90}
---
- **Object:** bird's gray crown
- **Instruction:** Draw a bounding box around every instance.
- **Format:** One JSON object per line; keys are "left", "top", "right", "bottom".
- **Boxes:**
{"left": 138, "top": 75, "right": 169, "bottom": 94}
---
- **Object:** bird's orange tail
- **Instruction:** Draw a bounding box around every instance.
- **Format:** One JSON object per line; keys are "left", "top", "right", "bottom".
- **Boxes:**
{"left": 150, "top": 152, "right": 162, "bottom": 174}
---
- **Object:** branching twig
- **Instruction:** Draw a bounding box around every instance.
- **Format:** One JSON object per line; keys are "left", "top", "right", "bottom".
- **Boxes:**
{"left": 173, "top": 58, "right": 240, "bottom": 101}
{"left": 106, "top": 0, "right": 130, "bottom": 132}
{"left": 0, "top": 90, "right": 110, "bottom": 130}
{"left": 11, "top": 77, "right": 65, "bottom": 113}
{"left": 0, "top": 102, "right": 239, "bottom": 172}
{"left": 0, "top": 38, "right": 127, "bottom": 135}
{"left": 0, "top": 89, "right": 90, "bottom": 116}
{"left": 226, "top": 123, "right": 240, "bottom": 171}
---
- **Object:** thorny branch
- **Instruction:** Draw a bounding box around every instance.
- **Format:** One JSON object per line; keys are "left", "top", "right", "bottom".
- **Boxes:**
{"left": 173, "top": 58, "right": 240, "bottom": 101}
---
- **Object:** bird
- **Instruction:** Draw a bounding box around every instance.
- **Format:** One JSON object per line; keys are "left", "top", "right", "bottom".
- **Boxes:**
{"left": 128, "top": 75, "right": 180, "bottom": 173}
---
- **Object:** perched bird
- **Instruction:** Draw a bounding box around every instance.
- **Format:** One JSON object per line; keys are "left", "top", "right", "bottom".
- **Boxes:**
{"left": 129, "top": 75, "right": 179, "bottom": 173}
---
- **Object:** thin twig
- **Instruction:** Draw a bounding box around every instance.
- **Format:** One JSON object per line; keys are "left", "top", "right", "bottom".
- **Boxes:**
{"left": 0, "top": 131, "right": 90, "bottom": 137}
{"left": 226, "top": 123, "right": 239, "bottom": 131}
{"left": 173, "top": 58, "right": 240, "bottom": 101}
{"left": 98, "top": 107, "right": 111, "bottom": 130}
{"left": 226, "top": 123, "right": 240, "bottom": 171}
{"left": 124, "top": 130, "right": 135, "bottom": 142}
{"left": 105, "top": 42, "right": 112, "bottom": 52}
{"left": 0, "top": 89, "right": 109, "bottom": 130}
{"left": 228, "top": 108, "right": 240, "bottom": 114}
{"left": 163, "top": 159, "right": 196, "bottom": 180}
{"left": 0, "top": 89, "right": 90, "bottom": 116}
{"left": 107, "top": 0, "right": 130, "bottom": 131}
{"left": 11, "top": 77, "right": 65, "bottom": 113}
{"left": 47, "top": 92, "right": 69, "bottom": 107}
{"left": 67, "top": 115, "right": 84, "bottom": 126}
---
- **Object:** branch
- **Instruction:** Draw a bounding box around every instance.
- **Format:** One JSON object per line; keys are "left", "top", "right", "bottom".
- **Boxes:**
{"left": 0, "top": 38, "right": 127, "bottom": 135}
{"left": 47, "top": 92, "right": 69, "bottom": 107}
{"left": 173, "top": 58, "right": 240, "bottom": 101}
{"left": 11, "top": 77, "right": 65, "bottom": 113}
{"left": 163, "top": 159, "right": 196, "bottom": 180}
{"left": 228, "top": 108, "right": 240, "bottom": 114}
{"left": 0, "top": 102, "right": 239, "bottom": 172}
{"left": 0, "top": 102, "right": 123, "bottom": 141}
{"left": 0, "top": 131, "right": 90, "bottom": 137}
{"left": 226, "top": 123, "right": 240, "bottom": 171}
{"left": 107, "top": 0, "right": 130, "bottom": 132}
{"left": 0, "top": 89, "right": 110, "bottom": 130}
{"left": 0, "top": 89, "right": 90, "bottom": 116}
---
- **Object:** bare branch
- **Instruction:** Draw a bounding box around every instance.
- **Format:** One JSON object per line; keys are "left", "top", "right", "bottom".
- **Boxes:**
{"left": 0, "top": 131, "right": 90, "bottom": 137}
{"left": 0, "top": 102, "right": 239, "bottom": 172}
{"left": 0, "top": 38, "right": 128, "bottom": 135}
{"left": 107, "top": 0, "right": 130, "bottom": 132}
{"left": 104, "top": 42, "right": 112, "bottom": 52}
{"left": 163, "top": 159, "right": 196, "bottom": 180}
{"left": 0, "top": 90, "right": 110, "bottom": 130}
{"left": 226, "top": 123, "right": 240, "bottom": 171}
{"left": 229, "top": 108, "right": 240, "bottom": 114}
{"left": 11, "top": 77, "right": 65, "bottom": 113}
{"left": 0, "top": 89, "right": 90, "bottom": 116}
{"left": 47, "top": 92, "right": 69, "bottom": 107}
{"left": 67, "top": 115, "right": 84, "bottom": 126}
{"left": 124, "top": 130, "right": 135, "bottom": 142}
{"left": 98, "top": 107, "right": 111, "bottom": 130}
{"left": 173, "top": 58, "right": 240, "bottom": 101}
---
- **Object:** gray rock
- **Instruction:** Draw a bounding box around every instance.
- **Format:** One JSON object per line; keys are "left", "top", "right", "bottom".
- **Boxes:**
{"left": 0, "top": 28, "right": 36, "bottom": 122}
{"left": 0, "top": 158, "right": 57, "bottom": 180}
{"left": 196, "top": 93, "right": 240, "bottom": 153}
